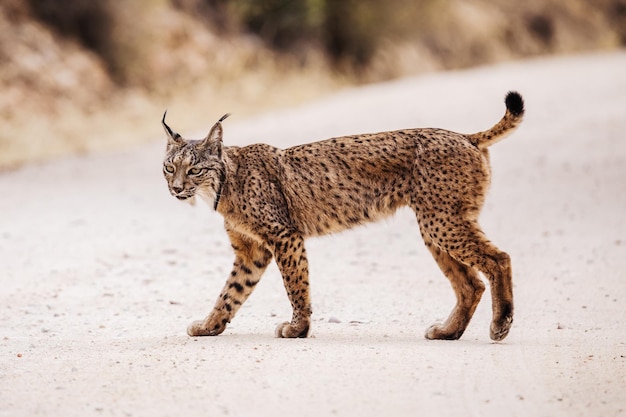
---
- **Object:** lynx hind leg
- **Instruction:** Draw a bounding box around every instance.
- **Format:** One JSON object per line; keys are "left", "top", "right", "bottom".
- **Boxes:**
{"left": 271, "top": 230, "right": 312, "bottom": 338}
{"left": 413, "top": 142, "right": 513, "bottom": 341}
{"left": 452, "top": 227, "right": 513, "bottom": 341}
{"left": 187, "top": 231, "right": 272, "bottom": 337}
{"left": 421, "top": 236, "right": 486, "bottom": 340}
{"left": 420, "top": 215, "right": 514, "bottom": 341}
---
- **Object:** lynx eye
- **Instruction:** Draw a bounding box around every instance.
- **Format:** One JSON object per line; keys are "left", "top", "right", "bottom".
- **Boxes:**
{"left": 188, "top": 167, "right": 204, "bottom": 176}
{"left": 164, "top": 165, "right": 175, "bottom": 174}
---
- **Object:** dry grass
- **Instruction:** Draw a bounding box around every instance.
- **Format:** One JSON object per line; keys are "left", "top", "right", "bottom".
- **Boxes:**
{"left": 1, "top": 65, "right": 343, "bottom": 168}
{"left": 0, "top": 0, "right": 343, "bottom": 168}
{"left": 1, "top": 0, "right": 623, "bottom": 169}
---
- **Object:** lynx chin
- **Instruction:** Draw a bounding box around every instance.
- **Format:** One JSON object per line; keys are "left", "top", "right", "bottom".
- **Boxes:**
{"left": 162, "top": 91, "right": 524, "bottom": 341}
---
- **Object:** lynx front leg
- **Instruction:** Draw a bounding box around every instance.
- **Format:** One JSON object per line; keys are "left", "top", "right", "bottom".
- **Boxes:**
{"left": 187, "top": 231, "right": 272, "bottom": 337}
{"left": 272, "top": 231, "right": 312, "bottom": 338}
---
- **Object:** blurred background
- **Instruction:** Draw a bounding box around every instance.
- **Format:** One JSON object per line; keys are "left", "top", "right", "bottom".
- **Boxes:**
{"left": 1, "top": 0, "right": 624, "bottom": 169}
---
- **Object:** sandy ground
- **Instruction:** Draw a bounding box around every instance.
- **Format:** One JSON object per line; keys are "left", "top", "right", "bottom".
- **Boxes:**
{"left": 1, "top": 51, "right": 625, "bottom": 417}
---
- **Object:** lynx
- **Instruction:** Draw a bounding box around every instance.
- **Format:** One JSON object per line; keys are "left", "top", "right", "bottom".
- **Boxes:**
{"left": 162, "top": 91, "right": 524, "bottom": 341}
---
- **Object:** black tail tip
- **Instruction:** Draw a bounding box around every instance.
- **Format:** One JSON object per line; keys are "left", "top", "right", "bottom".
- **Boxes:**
{"left": 505, "top": 91, "right": 524, "bottom": 117}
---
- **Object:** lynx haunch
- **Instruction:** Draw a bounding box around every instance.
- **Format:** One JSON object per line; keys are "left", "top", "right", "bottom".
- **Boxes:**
{"left": 162, "top": 91, "right": 524, "bottom": 341}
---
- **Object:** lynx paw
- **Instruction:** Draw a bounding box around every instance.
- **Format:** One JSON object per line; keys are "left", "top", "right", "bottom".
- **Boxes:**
{"left": 275, "top": 321, "right": 310, "bottom": 338}
{"left": 187, "top": 319, "right": 226, "bottom": 337}
{"left": 424, "top": 323, "right": 464, "bottom": 340}
{"left": 490, "top": 315, "right": 513, "bottom": 341}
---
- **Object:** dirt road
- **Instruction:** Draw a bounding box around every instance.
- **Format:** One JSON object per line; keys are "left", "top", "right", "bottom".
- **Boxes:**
{"left": 1, "top": 51, "right": 625, "bottom": 416}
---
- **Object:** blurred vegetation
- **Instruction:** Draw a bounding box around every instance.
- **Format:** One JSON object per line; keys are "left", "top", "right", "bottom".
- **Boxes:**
{"left": 1, "top": 0, "right": 625, "bottom": 168}
{"left": 23, "top": 0, "right": 626, "bottom": 86}
{"left": 220, "top": 0, "right": 443, "bottom": 69}
{"left": 24, "top": 0, "right": 447, "bottom": 84}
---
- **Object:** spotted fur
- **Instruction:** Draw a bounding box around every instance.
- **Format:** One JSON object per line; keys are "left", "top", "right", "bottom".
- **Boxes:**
{"left": 162, "top": 91, "right": 524, "bottom": 341}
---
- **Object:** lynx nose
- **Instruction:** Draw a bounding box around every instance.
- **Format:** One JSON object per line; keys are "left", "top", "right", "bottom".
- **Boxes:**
{"left": 172, "top": 186, "right": 184, "bottom": 194}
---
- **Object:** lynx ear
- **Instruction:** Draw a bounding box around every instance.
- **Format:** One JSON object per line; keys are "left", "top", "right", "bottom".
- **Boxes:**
{"left": 200, "top": 113, "right": 230, "bottom": 158}
{"left": 162, "top": 110, "right": 183, "bottom": 146}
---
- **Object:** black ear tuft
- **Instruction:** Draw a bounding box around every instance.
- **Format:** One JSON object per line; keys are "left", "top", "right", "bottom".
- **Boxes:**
{"left": 218, "top": 113, "right": 231, "bottom": 123}
{"left": 162, "top": 109, "right": 181, "bottom": 141}
{"left": 505, "top": 91, "right": 525, "bottom": 117}
{"left": 162, "top": 110, "right": 172, "bottom": 135}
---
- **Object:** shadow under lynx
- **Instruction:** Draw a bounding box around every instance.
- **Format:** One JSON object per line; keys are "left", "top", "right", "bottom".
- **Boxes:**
{"left": 162, "top": 91, "right": 524, "bottom": 341}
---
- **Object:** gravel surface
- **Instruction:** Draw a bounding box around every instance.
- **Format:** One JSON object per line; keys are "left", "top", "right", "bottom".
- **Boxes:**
{"left": 1, "top": 51, "right": 625, "bottom": 417}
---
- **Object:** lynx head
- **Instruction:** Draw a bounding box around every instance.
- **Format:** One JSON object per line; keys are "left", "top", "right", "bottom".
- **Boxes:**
{"left": 162, "top": 112, "right": 230, "bottom": 208}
